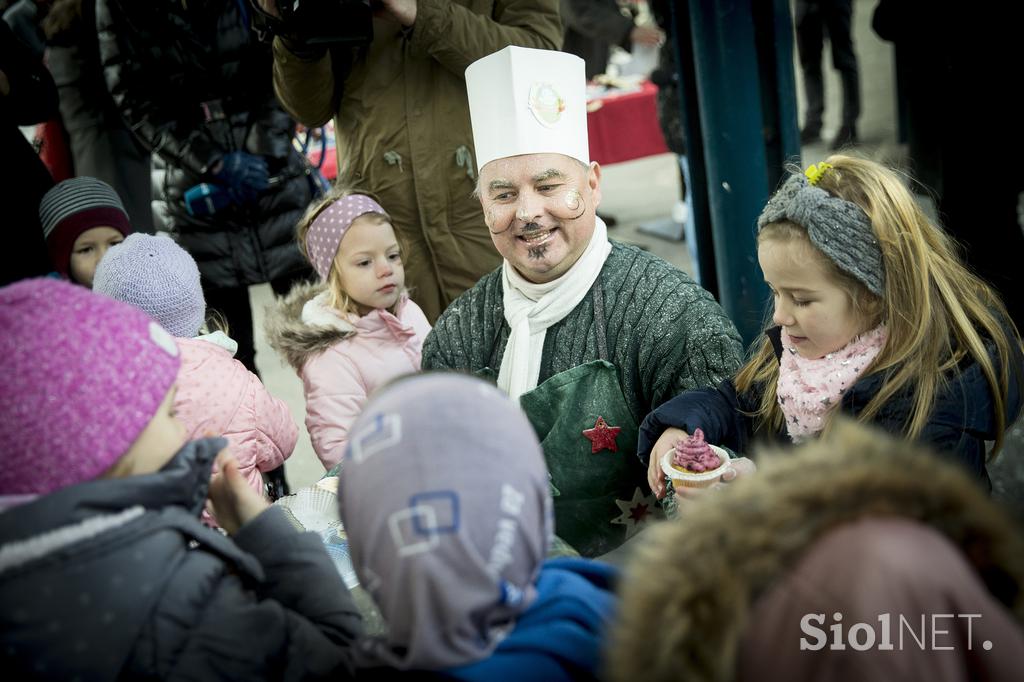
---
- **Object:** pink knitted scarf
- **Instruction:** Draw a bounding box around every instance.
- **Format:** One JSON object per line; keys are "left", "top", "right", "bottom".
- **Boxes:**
{"left": 776, "top": 325, "right": 888, "bottom": 441}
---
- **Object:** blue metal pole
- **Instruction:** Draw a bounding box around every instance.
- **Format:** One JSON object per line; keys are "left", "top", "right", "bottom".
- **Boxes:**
{"left": 666, "top": 0, "right": 719, "bottom": 295}
{"left": 675, "top": 0, "right": 802, "bottom": 346}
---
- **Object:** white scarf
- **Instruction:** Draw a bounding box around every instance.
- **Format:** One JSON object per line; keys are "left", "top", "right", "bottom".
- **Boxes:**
{"left": 498, "top": 217, "right": 612, "bottom": 400}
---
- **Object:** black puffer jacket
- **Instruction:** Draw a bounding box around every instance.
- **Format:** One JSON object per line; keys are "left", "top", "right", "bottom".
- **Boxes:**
{"left": 96, "top": 0, "right": 318, "bottom": 288}
{"left": 0, "top": 438, "right": 361, "bottom": 680}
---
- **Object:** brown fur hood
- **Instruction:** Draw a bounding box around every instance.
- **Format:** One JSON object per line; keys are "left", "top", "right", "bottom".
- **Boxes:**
{"left": 263, "top": 281, "right": 355, "bottom": 372}
{"left": 609, "top": 421, "right": 1024, "bottom": 682}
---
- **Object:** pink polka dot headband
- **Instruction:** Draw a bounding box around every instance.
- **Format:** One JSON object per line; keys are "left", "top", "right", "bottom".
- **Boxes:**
{"left": 305, "top": 194, "right": 389, "bottom": 280}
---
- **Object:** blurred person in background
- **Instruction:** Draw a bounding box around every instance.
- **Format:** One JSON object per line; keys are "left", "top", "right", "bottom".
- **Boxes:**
{"left": 42, "top": 0, "right": 153, "bottom": 231}
{"left": 96, "top": 0, "right": 322, "bottom": 497}
{"left": 0, "top": 20, "right": 56, "bottom": 285}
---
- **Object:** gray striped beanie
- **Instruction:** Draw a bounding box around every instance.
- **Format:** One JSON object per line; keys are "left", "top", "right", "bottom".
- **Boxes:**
{"left": 39, "top": 177, "right": 132, "bottom": 277}
{"left": 757, "top": 172, "right": 885, "bottom": 296}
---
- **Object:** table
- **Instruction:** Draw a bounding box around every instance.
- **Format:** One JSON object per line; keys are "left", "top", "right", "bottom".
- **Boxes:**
{"left": 586, "top": 80, "right": 669, "bottom": 166}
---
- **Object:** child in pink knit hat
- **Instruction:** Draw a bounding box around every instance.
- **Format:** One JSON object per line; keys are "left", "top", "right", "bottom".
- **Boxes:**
{"left": 0, "top": 279, "right": 360, "bottom": 679}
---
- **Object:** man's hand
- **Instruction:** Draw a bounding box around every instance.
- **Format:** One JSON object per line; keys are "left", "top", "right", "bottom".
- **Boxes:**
{"left": 375, "top": 0, "right": 417, "bottom": 27}
{"left": 207, "top": 449, "right": 271, "bottom": 535}
{"left": 0, "top": 69, "right": 9, "bottom": 97}
{"left": 631, "top": 25, "right": 665, "bottom": 47}
{"left": 648, "top": 426, "right": 687, "bottom": 500}
{"left": 255, "top": 0, "right": 280, "bottom": 19}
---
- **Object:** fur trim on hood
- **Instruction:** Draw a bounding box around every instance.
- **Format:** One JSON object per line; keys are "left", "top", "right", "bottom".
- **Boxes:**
{"left": 609, "top": 420, "right": 1024, "bottom": 682}
{"left": 264, "top": 281, "right": 355, "bottom": 372}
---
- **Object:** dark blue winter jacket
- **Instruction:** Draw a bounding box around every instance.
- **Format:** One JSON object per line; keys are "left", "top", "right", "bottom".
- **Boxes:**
{"left": 638, "top": 327, "right": 1023, "bottom": 484}
{"left": 0, "top": 438, "right": 361, "bottom": 680}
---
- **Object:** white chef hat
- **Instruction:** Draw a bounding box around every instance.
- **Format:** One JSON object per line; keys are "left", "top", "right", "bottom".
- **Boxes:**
{"left": 466, "top": 46, "right": 590, "bottom": 172}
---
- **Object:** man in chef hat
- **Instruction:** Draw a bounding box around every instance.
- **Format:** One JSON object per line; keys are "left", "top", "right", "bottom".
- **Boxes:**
{"left": 422, "top": 46, "right": 744, "bottom": 558}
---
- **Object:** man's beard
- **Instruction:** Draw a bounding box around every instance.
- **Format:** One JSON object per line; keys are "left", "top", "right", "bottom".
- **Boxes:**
{"left": 521, "top": 222, "right": 552, "bottom": 261}
{"left": 527, "top": 244, "right": 549, "bottom": 260}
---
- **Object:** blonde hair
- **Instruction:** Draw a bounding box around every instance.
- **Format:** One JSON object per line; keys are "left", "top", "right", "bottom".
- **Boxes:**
{"left": 295, "top": 185, "right": 407, "bottom": 317}
{"left": 199, "top": 309, "right": 229, "bottom": 336}
{"left": 734, "top": 154, "right": 1022, "bottom": 456}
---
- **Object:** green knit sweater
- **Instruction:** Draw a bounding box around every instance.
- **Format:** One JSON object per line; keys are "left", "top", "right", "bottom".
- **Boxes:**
{"left": 422, "top": 242, "right": 745, "bottom": 424}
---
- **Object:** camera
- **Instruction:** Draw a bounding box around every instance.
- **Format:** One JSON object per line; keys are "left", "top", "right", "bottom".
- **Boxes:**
{"left": 249, "top": 0, "right": 373, "bottom": 47}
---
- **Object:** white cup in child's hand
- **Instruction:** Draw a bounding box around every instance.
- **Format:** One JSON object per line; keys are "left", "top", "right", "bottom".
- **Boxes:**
{"left": 672, "top": 456, "right": 757, "bottom": 502}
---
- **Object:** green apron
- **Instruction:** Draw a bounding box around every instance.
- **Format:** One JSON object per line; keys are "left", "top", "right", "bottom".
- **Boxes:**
{"left": 484, "top": 282, "right": 659, "bottom": 557}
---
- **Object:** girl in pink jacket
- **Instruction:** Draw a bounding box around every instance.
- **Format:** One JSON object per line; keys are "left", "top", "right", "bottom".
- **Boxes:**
{"left": 266, "top": 190, "right": 431, "bottom": 471}
{"left": 93, "top": 233, "right": 298, "bottom": 507}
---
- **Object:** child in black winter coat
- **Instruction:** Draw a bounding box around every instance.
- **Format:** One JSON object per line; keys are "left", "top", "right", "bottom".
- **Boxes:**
{"left": 0, "top": 278, "right": 361, "bottom": 680}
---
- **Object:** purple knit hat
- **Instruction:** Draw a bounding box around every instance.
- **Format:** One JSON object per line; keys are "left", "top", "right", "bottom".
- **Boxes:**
{"left": 0, "top": 278, "right": 182, "bottom": 495}
{"left": 93, "top": 233, "right": 206, "bottom": 339}
{"left": 305, "top": 194, "right": 389, "bottom": 280}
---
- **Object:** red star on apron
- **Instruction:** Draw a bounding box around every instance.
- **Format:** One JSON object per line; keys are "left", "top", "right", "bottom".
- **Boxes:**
{"left": 582, "top": 416, "right": 622, "bottom": 453}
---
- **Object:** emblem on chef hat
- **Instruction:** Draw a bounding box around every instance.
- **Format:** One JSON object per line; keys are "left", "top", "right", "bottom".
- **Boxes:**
{"left": 528, "top": 82, "right": 566, "bottom": 127}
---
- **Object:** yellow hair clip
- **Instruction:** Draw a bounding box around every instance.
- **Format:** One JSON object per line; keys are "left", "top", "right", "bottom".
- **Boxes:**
{"left": 804, "top": 162, "right": 833, "bottom": 186}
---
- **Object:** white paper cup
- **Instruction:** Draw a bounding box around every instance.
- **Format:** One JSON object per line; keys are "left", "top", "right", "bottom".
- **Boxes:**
{"left": 661, "top": 444, "right": 730, "bottom": 490}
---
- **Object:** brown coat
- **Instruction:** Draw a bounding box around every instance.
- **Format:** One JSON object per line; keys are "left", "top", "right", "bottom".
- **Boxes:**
{"left": 272, "top": 0, "right": 563, "bottom": 321}
{"left": 609, "top": 421, "right": 1024, "bottom": 682}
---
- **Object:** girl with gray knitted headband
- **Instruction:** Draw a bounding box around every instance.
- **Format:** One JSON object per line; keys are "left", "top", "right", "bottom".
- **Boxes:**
{"left": 639, "top": 155, "right": 1022, "bottom": 494}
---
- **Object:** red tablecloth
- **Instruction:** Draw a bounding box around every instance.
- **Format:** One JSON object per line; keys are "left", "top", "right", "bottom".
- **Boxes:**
{"left": 307, "top": 146, "right": 338, "bottom": 181}
{"left": 587, "top": 80, "right": 669, "bottom": 166}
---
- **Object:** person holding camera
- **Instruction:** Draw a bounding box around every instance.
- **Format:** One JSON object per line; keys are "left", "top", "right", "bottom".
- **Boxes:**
{"left": 95, "top": 0, "right": 320, "bottom": 380}
{"left": 261, "top": 0, "right": 562, "bottom": 322}
{"left": 95, "top": 0, "right": 322, "bottom": 499}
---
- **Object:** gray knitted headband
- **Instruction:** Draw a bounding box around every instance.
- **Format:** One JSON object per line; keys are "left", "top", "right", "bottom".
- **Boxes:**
{"left": 757, "top": 169, "right": 885, "bottom": 296}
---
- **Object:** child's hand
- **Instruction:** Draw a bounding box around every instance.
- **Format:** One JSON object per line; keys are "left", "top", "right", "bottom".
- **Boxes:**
{"left": 673, "top": 456, "right": 757, "bottom": 502}
{"left": 207, "top": 449, "right": 271, "bottom": 535}
{"left": 648, "top": 427, "right": 688, "bottom": 499}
